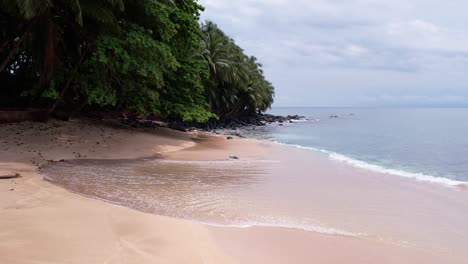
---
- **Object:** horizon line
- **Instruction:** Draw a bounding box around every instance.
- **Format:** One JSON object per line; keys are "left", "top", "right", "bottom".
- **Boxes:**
{"left": 270, "top": 106, "right": 468, "bottom": 108}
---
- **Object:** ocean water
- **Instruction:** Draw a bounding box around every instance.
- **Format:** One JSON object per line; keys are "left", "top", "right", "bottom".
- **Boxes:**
{"left": 41, "top": 107, "right": 468, "bottom": 259}
{"left": 253, "top": 107, "right": 468, "bottom": 185}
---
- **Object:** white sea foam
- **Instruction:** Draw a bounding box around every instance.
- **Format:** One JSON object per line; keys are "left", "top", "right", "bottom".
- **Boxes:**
{"left": 289, "top": 118, "right": 311, "bottom": 123}
{"left": 271, "top": 141, "right": 467, "bottom": 188}
{"left": 151, "top": 159, "right": 279, "bottom": 165}
{"left": 234, "top": 223, "right": 363, "bottom": 237}
{"left": 200, "top": 220, "right": 364, "bottom": 237}
{"left": 328, "top": 153, "right": 466, "bottom": 187}
{"left": 271, "top": 141, "right": 330, "bottom": 153}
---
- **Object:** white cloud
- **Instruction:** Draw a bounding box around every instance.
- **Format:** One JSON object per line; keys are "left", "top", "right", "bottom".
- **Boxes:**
{"left": 199, "top": 0, "right": 468, "bottom": 107}
{"left": 345, "top": 45, "right": 369, "bottom": 57}
{"left": 388, "top": 19, "right": 440, "bottom": 35}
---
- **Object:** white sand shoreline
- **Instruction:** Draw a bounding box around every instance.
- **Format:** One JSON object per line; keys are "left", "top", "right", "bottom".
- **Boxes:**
{"left": 0, "top": 119, "right": 235, "bottom": 264}
{"left": 1, "top": 119, "right": 467, "bottom": 264}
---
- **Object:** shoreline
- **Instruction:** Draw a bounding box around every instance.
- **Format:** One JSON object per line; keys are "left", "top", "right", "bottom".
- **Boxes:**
{"left": 0, "top": 119, "right": 236, "bottom": 264}
{"left": 271, "top": 141, "right": 468, "bottom": 188}
{"left": 1, "top": 119, "right": 467, "bottom": 264}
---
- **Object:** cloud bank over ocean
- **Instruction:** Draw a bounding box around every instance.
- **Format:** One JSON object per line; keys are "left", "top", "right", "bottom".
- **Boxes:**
{"left": 200, "top": 0, "right": 468, "bottom": 107}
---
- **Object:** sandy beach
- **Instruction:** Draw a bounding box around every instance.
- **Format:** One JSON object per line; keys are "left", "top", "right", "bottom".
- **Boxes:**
{"left": 1, "top": 119, "right": 467, "bottom": 264}
{"left": 0, "top": 119, "right": 236, "bottom": 264}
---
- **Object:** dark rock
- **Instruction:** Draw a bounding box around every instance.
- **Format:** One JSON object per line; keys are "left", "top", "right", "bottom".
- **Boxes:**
{"left": 229, "top": 156, "right": 239, "bottom": 160}
{"left": 226, "top": 136, "right": 234, "bottom": 140}
{"left": 123, "top": 113, "right": 306, "bottom": 132}
{"left": 0, "top": 173, "right": 21, "bottom": 180}
{"left": 235, "top": 133, "right": 245, "bottom": 138}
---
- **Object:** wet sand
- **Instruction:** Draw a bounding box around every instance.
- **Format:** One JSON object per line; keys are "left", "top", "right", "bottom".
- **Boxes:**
{"left": 1, "top": 119, "right": 467, "bottom": 264}
{"left": 173, "top": 134, "right": 468, "bottom": 264}
{"left": 0, "top": 120, "right": 234, "bottom": 264}
{"left": 211, "top": 226, "right": 457, "bottom": 264}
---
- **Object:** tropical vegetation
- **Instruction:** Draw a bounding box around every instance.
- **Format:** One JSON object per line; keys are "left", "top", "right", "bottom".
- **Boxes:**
{"left": 0, "top": 0, "right": 274, "bottom": 122}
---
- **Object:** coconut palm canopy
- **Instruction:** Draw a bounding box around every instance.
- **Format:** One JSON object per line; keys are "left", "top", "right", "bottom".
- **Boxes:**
{"left": 200, "top": 21, "right": 274, "bottom": 116}
{"left": 0, "top": 0, "right": 274, "bottom": 122}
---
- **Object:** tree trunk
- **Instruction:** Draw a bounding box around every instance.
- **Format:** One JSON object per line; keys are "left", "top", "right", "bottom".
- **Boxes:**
{"left": 0, "top": 30, "right": 29, "bottom": 73}
{"left": 0, "top": 39, "right": 11, "bottom": 54}
{"left": 0, "top": 23, "right": 27, "bottom": 54}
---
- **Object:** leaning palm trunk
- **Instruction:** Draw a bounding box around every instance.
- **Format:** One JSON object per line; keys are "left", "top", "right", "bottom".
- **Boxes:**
{"left": 0, "top": 30, "right": 29, "bottom": 73}
{"left": 0, "top": 39, "right": 11, "bottom": 54}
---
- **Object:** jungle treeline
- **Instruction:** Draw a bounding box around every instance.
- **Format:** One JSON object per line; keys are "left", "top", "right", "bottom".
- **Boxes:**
{"left": 0, "top": 0, "right": 274, "bottom": 122}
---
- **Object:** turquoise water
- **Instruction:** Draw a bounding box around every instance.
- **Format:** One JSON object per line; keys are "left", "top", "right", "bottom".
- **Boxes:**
{"left": 248, "top": 107, "right": 468, "bottom": 184}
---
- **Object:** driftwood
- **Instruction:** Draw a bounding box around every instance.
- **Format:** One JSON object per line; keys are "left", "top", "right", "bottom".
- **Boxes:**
{"left": 0, "top": 173, "right": 21, "bottom": 180}
{"left": 0, "top": 109, "right": 49, "bottom": 123}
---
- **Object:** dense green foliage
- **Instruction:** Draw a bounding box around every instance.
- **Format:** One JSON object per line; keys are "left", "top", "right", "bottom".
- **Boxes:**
{"left": 200, "top": 22, "right": 274, "bottom": 116}
{"left": 0, "top": 0, "right": 274, "bottom": 122}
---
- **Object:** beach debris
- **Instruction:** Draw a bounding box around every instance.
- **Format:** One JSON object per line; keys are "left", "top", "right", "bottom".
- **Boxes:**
{"left": 229, "top": 156, "right": 239, "bottom": 160}
{"left": 10, "top": 188, "right": 14, "bottom": 191}
{"left": 235, "top": 132, "right": 245, "bottom": 138}
{"left": 45, "top": 159, "right": 66, "bottom": 164}
{"left": 0, "top": 173, "right": 21, "bottom": 180}
{"left": 226, "top": 136, "right": 234, "bottom": 140}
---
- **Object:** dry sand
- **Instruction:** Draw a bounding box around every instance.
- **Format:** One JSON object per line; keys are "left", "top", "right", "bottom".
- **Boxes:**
{"left": 0, "top": 119, "right": 464, "bottom": 264}
{"left": 0, "top": 119, "right": 235, "bottom": 264}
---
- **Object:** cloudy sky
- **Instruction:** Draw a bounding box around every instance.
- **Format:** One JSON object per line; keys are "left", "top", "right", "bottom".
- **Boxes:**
{"left": 199, "top": 0, "right": 468, "bottom": 107}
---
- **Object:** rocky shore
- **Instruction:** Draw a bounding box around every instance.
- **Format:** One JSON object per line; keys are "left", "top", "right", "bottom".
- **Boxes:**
{"left": 0, "top": 108, "right": 306, "bottom": 133}
{"left": 123, "top": 114, "right": 307, "bottom": 132}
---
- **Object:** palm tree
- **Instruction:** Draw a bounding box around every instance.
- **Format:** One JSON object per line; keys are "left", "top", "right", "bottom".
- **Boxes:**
{"left": 200, "top": 21, "right": 247, "bottom": 114}
{"left": 0, "top": 0, "right": 124, "bottom": 77}
{"left": 199, "top": 21, "right": 274, "bottom": 117}
{"left": 0, "top": 0, "right": 78, "bottom": 72}
{"left": 0, "top": 0, "right": 125, "bottom": 111}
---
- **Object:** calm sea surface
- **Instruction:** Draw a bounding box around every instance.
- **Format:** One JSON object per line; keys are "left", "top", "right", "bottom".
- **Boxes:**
{"left": 259, "top": 107, "right": 468, "bottom": 183}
